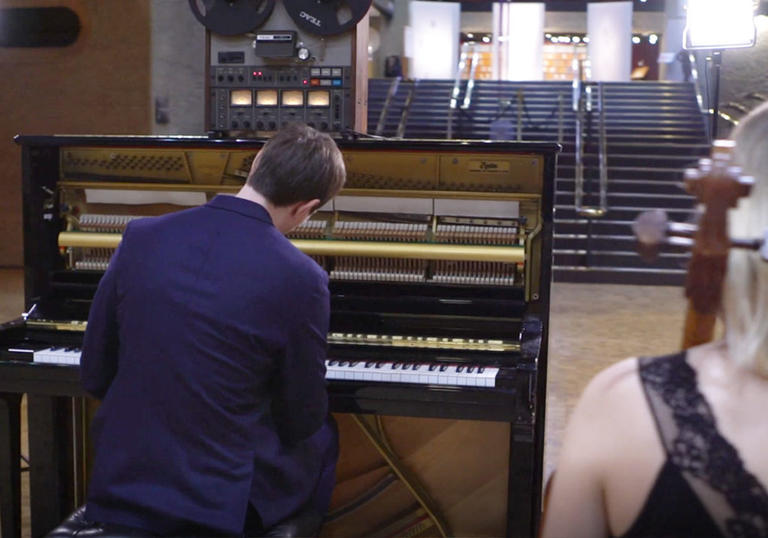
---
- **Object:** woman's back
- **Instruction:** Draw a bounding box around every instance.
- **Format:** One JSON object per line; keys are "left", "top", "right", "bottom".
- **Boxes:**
{"left": 541, "top": 342, "right": 768, "bottom": 538}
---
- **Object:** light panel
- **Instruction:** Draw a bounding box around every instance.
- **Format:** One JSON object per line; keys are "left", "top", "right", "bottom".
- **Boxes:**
{"left": 282, "top": 90, "right": 304, "bottom": 107}
{"left": 230, "top": 90, "right": 252, "bottom": 106}
{"left": 684, "top": 0, "right": 756, "bottom": 49}
{"left": 256, "top": 90, "right": 278, "bottom": 106}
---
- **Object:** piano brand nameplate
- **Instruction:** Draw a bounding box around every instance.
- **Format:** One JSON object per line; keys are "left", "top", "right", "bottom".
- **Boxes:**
{"left": 439, "top": 153, "right": 543, "bottom": 193}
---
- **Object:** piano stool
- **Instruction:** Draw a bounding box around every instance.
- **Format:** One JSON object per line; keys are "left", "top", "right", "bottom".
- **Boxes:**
{"left": 46, "top": 505, "right": 325, "bottom": 538}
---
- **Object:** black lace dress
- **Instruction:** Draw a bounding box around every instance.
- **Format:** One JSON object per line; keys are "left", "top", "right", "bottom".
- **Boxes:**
{"left": 617, "top": 352, "right": 768, "bottom": 538}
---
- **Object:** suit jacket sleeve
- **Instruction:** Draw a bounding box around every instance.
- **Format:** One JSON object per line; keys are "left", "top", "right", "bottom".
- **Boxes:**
{"left": 272, "top": 268, "right": 330, "bottom": 445}
{"left": 80, "top": 226, "right": 127, "bottom": 400}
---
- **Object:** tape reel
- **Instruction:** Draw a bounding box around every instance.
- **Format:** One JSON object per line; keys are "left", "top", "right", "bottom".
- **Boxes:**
{"left": 190, "top": 0, "right": 371, "bottom": 36}
{"left": 189, "top": 0, "right": 276, "bottom": 36}
{"left": 283, "top": 0, "right": 373, "bottom": 36}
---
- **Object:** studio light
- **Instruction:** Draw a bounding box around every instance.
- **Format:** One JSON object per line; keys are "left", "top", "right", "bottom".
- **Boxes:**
{"left": 684, "top": 0, "right": 756, "bottom": 49}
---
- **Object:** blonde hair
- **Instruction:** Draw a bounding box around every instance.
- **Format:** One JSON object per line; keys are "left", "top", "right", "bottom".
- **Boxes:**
{"left": 723, "top": 100, "right": 768, "bottom": 376}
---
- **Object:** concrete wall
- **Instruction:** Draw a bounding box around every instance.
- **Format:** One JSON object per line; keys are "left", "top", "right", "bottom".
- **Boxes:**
{"left": 719, "top": 15, "right": 768, "bottom": 108}
{"left": 150, "top": 0, "right": 206, "bottom": 135}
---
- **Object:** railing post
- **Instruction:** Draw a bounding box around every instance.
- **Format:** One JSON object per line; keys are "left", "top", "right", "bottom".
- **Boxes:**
{"left": 516, "top": 90, "right": 523, "bottom": 141}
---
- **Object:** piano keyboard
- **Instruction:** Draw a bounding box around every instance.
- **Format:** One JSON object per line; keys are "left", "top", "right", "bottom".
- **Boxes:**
{"left": 15, "top": 347, "right": 83, "bottom": 365}
{"left": 6, "top": 347, "right": 500, "bottom": 387}
{"left": 325, "top": 360, "right": 499, "bottom": 387}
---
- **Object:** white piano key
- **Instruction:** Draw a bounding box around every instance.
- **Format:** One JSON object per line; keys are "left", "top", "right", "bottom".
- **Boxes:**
{"left": 32, "top": 347, "right": 81, "bottom": 365}
{"left": 324, "top": 359, "right": 499, "bottom": 387}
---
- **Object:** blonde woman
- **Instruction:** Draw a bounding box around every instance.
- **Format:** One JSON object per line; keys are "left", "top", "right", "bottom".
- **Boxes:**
{"left": 541, "top": 102, "right": 768, "bottom": 538}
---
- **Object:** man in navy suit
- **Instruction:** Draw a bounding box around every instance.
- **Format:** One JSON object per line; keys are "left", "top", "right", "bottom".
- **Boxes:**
{"left": 79, "top": 123, "right": 346, "bottom": 536}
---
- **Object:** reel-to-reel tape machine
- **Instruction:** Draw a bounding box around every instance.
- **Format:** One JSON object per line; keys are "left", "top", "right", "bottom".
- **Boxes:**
{"left": 189, "top": 0, "right": 372, "bottom": 136}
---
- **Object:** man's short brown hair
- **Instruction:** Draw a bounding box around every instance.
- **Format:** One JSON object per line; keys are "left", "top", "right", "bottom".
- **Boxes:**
{"left": 247, "top": 123, "right": 346, "bottom": 207}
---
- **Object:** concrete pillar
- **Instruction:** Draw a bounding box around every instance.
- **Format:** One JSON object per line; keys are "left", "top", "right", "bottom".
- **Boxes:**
{"left": 408, "top": 1, "right": 461, "bottom": 79}
{"left": 587, "top": 1, "right": 633, "bottom": 81}
{"left": 659, "top": 0, "right": 686, "bottom": 80}
{"left": 492, "top": 3, "right": 545, "bottom": 81}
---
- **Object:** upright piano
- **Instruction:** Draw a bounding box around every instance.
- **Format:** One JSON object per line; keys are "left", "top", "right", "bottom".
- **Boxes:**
{"left": 1, "top": 135, "right": 558, "bottom": 538}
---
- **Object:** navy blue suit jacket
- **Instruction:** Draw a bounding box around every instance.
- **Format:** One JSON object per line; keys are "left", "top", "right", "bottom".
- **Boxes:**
{"left": 81, "top": 195, "right": 336, "bottom": 535}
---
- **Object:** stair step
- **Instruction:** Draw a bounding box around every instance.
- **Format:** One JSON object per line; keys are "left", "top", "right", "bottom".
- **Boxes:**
{"left": 557, "top": 165, "right": 694, "bottom": 181}
{"left": 553, "top": 234, "right": 690, "bottom": 253}
{"left": 553, "top": 266, "right": 685, "bottom": 285}
{"left": 553, "top": 249, "right": 689, "bottom": 270}
{"left": 554, "top": 192, "right": 694, "bottom": 209}
{"left": 556, "top": 179, "right": 688, "bottom": 195}
{"left": 555, "top": 205, "right": 696, "bottom": 222}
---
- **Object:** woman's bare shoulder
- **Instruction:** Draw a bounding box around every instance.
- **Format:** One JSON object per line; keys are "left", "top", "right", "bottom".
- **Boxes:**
{"left": 578, "top": 357, "right": 643, "bottom": 413}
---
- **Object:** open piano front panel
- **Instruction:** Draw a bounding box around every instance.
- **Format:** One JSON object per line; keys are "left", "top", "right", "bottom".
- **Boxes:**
{"left": 5, "top": 135, "right": 557, "bottom": 537}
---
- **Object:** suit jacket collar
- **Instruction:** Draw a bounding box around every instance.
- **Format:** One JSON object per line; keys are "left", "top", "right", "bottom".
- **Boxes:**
{"left": 207, "top": 195, "right": 274, "bottom": 226}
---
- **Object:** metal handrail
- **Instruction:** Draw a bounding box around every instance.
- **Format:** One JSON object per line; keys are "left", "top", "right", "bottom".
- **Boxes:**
{"left": 447, "top": 43, "right": 471, "bottom": 139}
{"left": 573, "top": 75, "right": 608, "bottom": 218}
{"left": 461, "top": 49, "right": 479, "bottom": 110}
{"left": 593, "top": 83, "right": 609, "bottom": 218}
{"left": 396, "top": 80, "right": 418, "bottom": 139}
{"left": 723, "top": 101, "right": 749, "bottom": 114}
{"left": 687, "top": 51, "right": 712, "bottom": 140}
{"left": 717, "top": 110, "right": 740, "bottom": 127}
{"left": 745, "top": 92, "right": 768, "bottom": 102}
{"left": 689, "top": 52, "right": 708, "bottom": 115}
{"left": 375, "top": 77, "right": 401, "bottom": 136}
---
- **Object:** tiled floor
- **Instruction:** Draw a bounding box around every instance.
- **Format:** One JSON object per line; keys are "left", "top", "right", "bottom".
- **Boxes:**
{"left": 0, "top": 268, "right": 691, "bottom": 537}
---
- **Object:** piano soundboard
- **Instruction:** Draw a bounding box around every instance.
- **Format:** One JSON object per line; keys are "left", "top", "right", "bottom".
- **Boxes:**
{"left": 3, "top": 134, "right": 558, "bottom": 537}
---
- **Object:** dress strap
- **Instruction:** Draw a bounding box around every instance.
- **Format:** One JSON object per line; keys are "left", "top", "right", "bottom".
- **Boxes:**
{"left": 638, "top": 353, "right": 768, "bottom": 538}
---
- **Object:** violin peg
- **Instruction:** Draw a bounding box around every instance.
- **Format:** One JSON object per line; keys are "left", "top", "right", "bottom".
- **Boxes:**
{"left": 711, "top": 139, "right": 736, "bottom": 161}
{"left": 633, "top": 210, "right": 669, "bottom": 262}
{"left": 738, "top": 175, "right": 755, "bottom": 196}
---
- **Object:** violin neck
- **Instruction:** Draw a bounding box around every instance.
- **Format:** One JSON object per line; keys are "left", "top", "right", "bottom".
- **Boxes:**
{"left": 682, "top": 304, "right": 718, "bottom": 349}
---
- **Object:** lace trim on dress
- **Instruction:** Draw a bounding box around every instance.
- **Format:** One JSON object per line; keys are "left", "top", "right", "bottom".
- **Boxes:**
{"left": 639, "top": 353, "right": 768, "bottom": 538}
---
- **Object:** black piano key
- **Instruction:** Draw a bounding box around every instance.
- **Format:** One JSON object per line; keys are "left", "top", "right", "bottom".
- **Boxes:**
{"left": 364, "top": 361, "right": 374, "bottom": 368}
{"left": 348, "top": 362, "right": 359, "bottom": 367}
{"left": 439, "top": 365, "right": 448, "bottom": 372}
{"left": 456, "top": 365, "right": 464, "bottom": 373}
{"left": 375, "top": 362, "right": 384, "bottom": 369}
{"left": 478, "top": 367, "right": 485, "bottom": 373}
{"left": 428, "top": 364, "right": 437, "bottom": 371}
{"left": 391, "top": 362, "right": 400, "bottom": 369}
{"left": 338, "top": 361, "right": 347, "bottom": 367}
{"left": 328, "top": 360, "right": 338, "bottom": 366}
{"left": 467, "top": 366, "right": 474, "bottom": 373}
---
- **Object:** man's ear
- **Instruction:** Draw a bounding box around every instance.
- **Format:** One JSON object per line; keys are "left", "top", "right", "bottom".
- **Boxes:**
{"left": 292, "top": 198, "right": 321, "bottom": 221}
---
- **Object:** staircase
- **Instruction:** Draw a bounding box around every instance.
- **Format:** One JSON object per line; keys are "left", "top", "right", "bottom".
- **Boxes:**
{"left": 367, "top": 79, "right": 710, "bottom": 285}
